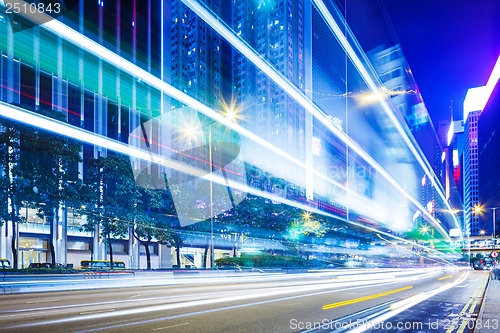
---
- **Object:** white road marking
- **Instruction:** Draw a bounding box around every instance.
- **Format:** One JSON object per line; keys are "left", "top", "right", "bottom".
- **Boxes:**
{"left": 153, "top": 322, "right": 189, "bottom": 331}
{"left": 26, "top": 299, "right": 60, "bottom": 304}
{"left": 79, "top": 309, "right": 116, "bottom": 315}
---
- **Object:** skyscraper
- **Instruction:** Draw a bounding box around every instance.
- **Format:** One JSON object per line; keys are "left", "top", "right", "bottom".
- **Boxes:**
{"left": 463, "top": 110, "right": 480, "bottom": 236}
{"left": 232, "top": 0, "right": 306, "bottom": 158}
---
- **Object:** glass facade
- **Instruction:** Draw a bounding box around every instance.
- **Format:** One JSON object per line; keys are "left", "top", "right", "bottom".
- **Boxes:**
{"left": 0, "top": 0, "right": 462, "bottom": 269}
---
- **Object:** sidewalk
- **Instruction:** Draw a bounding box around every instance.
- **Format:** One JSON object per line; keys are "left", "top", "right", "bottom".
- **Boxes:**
{"left": 474, "top": 271, "right": 500, "bottom": 332}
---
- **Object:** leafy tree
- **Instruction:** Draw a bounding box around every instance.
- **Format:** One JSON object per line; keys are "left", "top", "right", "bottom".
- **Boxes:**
{"left": 18, "top": 109, "right": 82, "bottom": 267}
{"left": 81, "top": 154, "right": 133, "bottom": 267}
{"left": 0, "top": 120, "right": 23, "bottom": 268}
{"left": 0, "top": 109, "right": 82, "bottom": 268}
{"left": 128, "top": 171, "right": 181, "bottom": 269}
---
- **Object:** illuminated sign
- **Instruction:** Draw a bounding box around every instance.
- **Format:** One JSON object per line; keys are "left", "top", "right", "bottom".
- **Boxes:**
{"left": 427, "top": 201, "right": 434, "bottom": 214}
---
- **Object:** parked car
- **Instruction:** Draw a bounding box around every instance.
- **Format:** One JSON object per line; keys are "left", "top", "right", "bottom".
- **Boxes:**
{"left": 0, "top": 259, "right": 11, "bottom": 269}
{"left": 28, "top": 263, "right": 52, "bottom": 269}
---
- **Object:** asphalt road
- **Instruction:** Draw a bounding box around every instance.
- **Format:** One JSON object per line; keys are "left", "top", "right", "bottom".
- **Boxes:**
{"left": 0, "top": 268, "right": 487, "bottom": 333}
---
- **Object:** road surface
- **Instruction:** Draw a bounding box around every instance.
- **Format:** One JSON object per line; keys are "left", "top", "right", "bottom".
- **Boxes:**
{"left": 0, "top": 268, "right": 488, "bottom": 333}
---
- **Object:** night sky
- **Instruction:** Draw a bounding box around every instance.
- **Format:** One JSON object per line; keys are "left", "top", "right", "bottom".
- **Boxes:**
{"left": 383, "top": 0, "right": 500, "bottom": 125}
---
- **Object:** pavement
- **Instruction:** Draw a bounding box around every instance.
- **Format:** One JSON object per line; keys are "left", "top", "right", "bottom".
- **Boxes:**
{"left": 474, "top": 269, "right": 500, "bottom": 333}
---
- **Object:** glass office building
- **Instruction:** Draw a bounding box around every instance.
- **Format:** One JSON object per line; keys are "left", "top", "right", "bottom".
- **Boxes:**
{"left": 0, "top": 0, "right": 462, "bottom": 269}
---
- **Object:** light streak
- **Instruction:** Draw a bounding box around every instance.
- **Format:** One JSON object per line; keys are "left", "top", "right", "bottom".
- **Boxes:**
{"left": 311, "top": 0, "right": 461, "bottom": 237}
{"left": 3, "top": 4, "right": 456, "bottom": 241}
{"left": 181, "top": 0, "right": 454, "bottom": 240}
{"left": 7, "top": 270, "right": 441, "bottom": 329}
{"left": 0, "top": 101, "right": 446, "bottom": 257}
{"left": 346, "top": 270, "right": 469, "bottom": 333}
{"left": 30, "top": 8, "right": 362, "bottom": 211}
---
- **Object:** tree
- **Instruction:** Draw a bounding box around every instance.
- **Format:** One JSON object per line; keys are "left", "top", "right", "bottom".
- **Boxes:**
{"left": 0, "top": 120, "right": 23, "bottom": 269}
{"left": 81, "top": 154, "right": 133, "bottom": 267}
{"left": 129, "top": 171, "right": 186, "bottom": 269}
{"left": 18, "top": 109, "right": 82, "bottom": 267}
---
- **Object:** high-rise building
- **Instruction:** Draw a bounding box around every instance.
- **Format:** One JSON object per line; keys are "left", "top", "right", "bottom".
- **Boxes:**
{"left": 462, "top": 54, "right": 500, "bottom": 236}
{"left": 171, "top": 0, "right": 221, "bottom": 108}
{"left": 0, "top": 0, "right": 462, "bottom": 270}
{"left": 232, "top": 0, "right": 306, "bottom": 158}
{"left": 463, "top": 110, "right": 480, "bottom": 236}
{"left": 478, "top": 81, "right": 500, "bottom": 235}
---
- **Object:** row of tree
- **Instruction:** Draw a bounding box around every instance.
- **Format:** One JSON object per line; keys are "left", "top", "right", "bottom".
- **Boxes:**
{"left": 1, "top": 107, "right": 375, "bottom": 270}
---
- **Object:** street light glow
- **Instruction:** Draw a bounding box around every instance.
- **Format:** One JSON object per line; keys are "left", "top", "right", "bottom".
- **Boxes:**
{"left": 225, "top": 108, "right": 238, "bottom": 122}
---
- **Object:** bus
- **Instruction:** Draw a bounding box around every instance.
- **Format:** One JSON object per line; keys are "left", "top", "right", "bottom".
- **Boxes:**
{"left": 0, "top": 259, "right": 11, "bottom": 269}
{"left": 80, "top": 260, "right": 126, "bottom": 269}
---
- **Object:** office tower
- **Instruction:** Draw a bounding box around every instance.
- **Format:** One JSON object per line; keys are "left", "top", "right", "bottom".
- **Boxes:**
{"left": 232, "top": 0, "right": 306, "bottom": 158}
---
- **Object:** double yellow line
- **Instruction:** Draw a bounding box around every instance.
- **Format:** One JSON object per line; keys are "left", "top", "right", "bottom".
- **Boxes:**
{"left": 322, "top": 286, "right": 413, "bottom": 310}
{"left": 445, "top": 276, "right": 488, "bottom": 333}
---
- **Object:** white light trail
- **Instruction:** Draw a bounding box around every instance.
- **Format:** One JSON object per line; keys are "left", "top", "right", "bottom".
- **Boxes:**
{"left": 28, "top": 8, "right": 365, "bottom": 207}
{"left": 345, "top": 270, "right": 469, "bottom": 333}
{"left": 180, "top": 0, "right": 452, "bottom": 240}
{"left": 0, "top": 102, "right": 445, "bottom": 256}
{"left": 3, "top": 3, "right": 456, "bottom": 240}
{"left": 311, "top": 0, "right": 461, "bottom": 236}
{"left": 7, "top": 269, "right": 441, "bottom": 329}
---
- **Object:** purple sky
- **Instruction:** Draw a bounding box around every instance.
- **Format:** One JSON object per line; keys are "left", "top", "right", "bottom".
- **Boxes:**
{"left": 383, "top": 0, "right": 500, "bottom": 124}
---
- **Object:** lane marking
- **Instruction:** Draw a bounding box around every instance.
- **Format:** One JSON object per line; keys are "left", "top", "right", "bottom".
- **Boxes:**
{"left": 153, "top": 322, "right": 189, "bottom": 331}
{"left": 345, "top": 271, "right": 470, "bottom": 333}
{"left": 439, "top": 275, "right": 453, "bottom": 280}
{"left": 445, "top": 275, "right": 488, "bottom": 333}
{"left": 79, "top": 309, "right": 116, "bottom": 315}
{"left": 456, "top": 319, "right": 470, "bottom": 333}
{"left": 25, "top": 299, "right": 60, "bottom": 304}
{"left": 322, "top": 286, "right": 412, "bottom": 310}
{"left": 9, "top": 281, "right": 407, "bottom": 331}
{"left": 287, "top": 302, "right": 302, "bottom": 306}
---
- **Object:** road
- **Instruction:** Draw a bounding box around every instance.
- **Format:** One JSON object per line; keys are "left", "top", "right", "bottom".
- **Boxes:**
{"left": 0, "top": 268, "right": 488, "bottom": 333}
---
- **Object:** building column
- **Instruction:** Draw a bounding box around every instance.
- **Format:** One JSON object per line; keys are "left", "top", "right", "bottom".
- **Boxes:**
{"left": 158, "top": 244, "right": 172, "bottom": 269}
{"left": 128, "top": 227, "right": 140, "bottom": 269}
{"left": 59, "top": 206, "right": 68, "bottom": 266}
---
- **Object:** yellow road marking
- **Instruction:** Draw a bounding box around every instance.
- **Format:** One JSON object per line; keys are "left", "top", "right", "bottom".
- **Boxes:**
{"left": 469, "top": 297, "right": 480, "bottom": 314}
{"left": 439, "top": 275, "right": 453, "bottom": 280}
{"left": 456, "top": 319, "right": 470, "bottom": 333}
{"left": 322, "top": 286, "right": 412, "bottom": 310}
{"left": 446, "top": 275, "right": 488, "bottom": 333}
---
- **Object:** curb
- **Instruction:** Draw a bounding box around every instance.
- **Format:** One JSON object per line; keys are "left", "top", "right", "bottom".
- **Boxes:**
{"left": 473, "top": 272, "right": 491, "bottom": 333}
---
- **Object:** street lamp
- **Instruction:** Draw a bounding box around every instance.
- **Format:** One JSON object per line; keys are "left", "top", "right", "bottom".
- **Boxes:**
{"left": 475, "top": 205, "right": 499, "bottom": 265}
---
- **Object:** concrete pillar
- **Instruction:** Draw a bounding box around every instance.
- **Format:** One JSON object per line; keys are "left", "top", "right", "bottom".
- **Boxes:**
{"left": 158, "top": 245, "right": 172, "bottom": 269}
{"left": 128, "top": 227, "right": 140, "bottom": 269}
{"left": 92, "top": 225, "right": 105, "bottom": 261}
{"left": 59, "top": 206, "right": 68, "bottom": 266}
